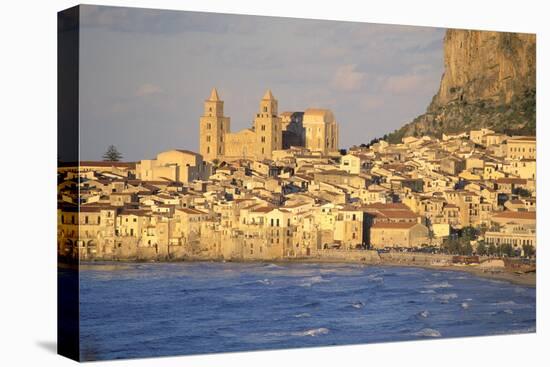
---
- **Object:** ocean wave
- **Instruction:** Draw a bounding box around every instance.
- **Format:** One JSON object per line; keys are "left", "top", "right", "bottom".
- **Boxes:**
{"left": 461, "top": 302, "right": 470, "bottom": 309}
{"left": 350, "top": 301, "right": 366, "bottom": 309}
{"left": 424, "top": 281, "right": 453, "bottom": 289}
{"left": 294, "top": 313, "right": 311, "bottom": 318}
{"left": 491, "top": 326, "right": 536, "bottom": 335}
{"left": 417, "top": 310, "right": 430, "bottom": 318}
{"left": 493, "top": 300, "right": 517, "bottom": 306}
{"left": 420, "top": 290, "right": 436, "bottom": 294}
{"left": 256, "top": 279, "right": 272, "bottom": 285}
{"left": 367, "top": 274, "right": 384, "bottom": 283}
{"left": 265, "top": 327, "right": 330, "bottom": 338}
{"left": 292, "top": 328, "right": 329, "bottom": 337}
{"left": 414, "top": 328, "right": 441, "bottom": 337}
{"left": 263, "top": 263, "right": 284, "bottom": 270}
{"left": 302, "top": 301, "right": 321, "bottom": 308}
{"left": 300, "top": 275, "right": 329, "bottom": 287}
{"left": 491, "top": 308, "right": 515, "bottom": 316}
{"left": 436, "top": 293, "right": 458, "bottom": 303}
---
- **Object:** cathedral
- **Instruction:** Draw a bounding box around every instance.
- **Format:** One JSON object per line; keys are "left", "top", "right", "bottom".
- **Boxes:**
{"left": 199, "top": 88, "right": 339, "bottom": 162}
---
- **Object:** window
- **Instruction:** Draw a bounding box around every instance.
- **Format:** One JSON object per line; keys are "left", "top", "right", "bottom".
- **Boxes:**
{"left": 206, "top": 136, "right": 211, "bottom": 142}
{"left": 207, "top": 123, "right": 211, "bottom": 129}
{"left": 85, "top": 216, "right": 88, "bottom": 224}
{"left": 261, "top": 136, "right": 266, "bottom": 143}
{"left": 263, "top": 106, "right": 267, "bottom": 112}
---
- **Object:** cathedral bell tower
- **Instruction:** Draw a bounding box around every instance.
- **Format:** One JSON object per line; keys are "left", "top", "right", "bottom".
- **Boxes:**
{"left": 253, "top": 89, "right": 282, "bottom": 159}
{"left": 199, "top": 88, "right": 230, "bottom": 162}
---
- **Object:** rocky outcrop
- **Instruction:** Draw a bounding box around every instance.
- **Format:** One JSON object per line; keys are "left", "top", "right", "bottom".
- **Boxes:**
{"left": 385, "top": 29, "right": 536, "bottom": 143}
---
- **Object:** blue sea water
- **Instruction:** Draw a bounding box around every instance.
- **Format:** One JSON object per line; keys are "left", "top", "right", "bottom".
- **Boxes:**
{"left": 75, "top": 262, "right": 536, "bottom": 361}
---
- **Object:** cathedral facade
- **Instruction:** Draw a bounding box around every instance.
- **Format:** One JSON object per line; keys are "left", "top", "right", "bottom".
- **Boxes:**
{"left": 199, "top": 88, "right": 339, "bottom": 162}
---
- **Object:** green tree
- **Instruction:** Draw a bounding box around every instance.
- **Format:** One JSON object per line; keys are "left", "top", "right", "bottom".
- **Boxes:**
{"left": 461, "top": 226, "right": 478, "bottom": 241}
{"left": 460, "top": 241, "right": 473, "bottom": 256}
{"left": 487, "top": 242, "right": 497, "bottom": 256}
{"left": 476, "top": 241, "right": 487, "bottom": 256}
{"left": 522, "top": 244, "right": 535, "bottom": 258}
{"left": 427, "top": 229, "right": 436, "bottom": 246}
{"left": 102, "top": 145, "right": 123, "bottom": 161}
{"left": 499, "top": 243, "right": 514, "bottom": 257}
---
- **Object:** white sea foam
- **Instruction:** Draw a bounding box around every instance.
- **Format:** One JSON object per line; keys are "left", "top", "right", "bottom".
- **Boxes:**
{"left": 414, "top": 328, "right": 441, "bottom": 337}
{"left": 420, "top": 290, "right": 436, "bottom": 294}
{"left": 367, "top": 274, "right": 384, "bottom": 283}
{"left": 264, "top": 264, "right": 283, "bottom": 270}
{"left": 503, "top": 309, "right": 514, "bottom": 314}
{"left": 436, "top": 293, "right": 458, "bottom": 303}
{"left": 292, "top": 328, "right": 329, "bottom": 337}
{"left": 461, "top": 302, "right": 470, "bottom": 309}
{"left": 350, "top": 301, "right": 366, "bottom": 309}
{"left": 294, "top": 313, "right": 311, "bottom": 318}
{"left": 417, "top": 310, "right": 430, "bottom": 318}
{"left": 256, "top": 279, "right": 272, "bottom": 285}
{"left": 425, "top": 281, "right": 453, "bottom": 289}
{"left": 300, "top": 275, "right": 329, "bottom": 287}
{"left": 494, "top": 300, "right": 517, "bottom": 306}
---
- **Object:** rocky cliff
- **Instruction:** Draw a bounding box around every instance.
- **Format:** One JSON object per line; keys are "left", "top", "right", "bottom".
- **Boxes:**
{"left": 385, "top": 29, "right": 536, "bottom": 143}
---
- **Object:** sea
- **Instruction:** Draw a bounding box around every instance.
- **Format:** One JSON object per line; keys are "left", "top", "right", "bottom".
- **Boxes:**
{"left": 73, "top": 262, "right": 536, "bottom": 361}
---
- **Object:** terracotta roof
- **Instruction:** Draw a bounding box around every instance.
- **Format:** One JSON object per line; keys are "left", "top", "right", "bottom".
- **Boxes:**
{"left": 177, "top": 207, "right": 207, "bottom": 215}
{"left": 251, "top": 206, "right": 276, "bottom": 213}
{"left": 508, "top": 136, "right": 536, "bottom": 142}
{"left": 364, "top": 203, "right": 410, "bottom": 210}
{"left": 376, "top": 209, "right": 419, "bottom": 218}
{"left": 492, "top": 211, "right": 536, "bottom": 220}
{"left": 496, "top": 178, "right": 527, "bottom": 184}
{"left": 64, "top": 161, "right": 137, "bottom": 168}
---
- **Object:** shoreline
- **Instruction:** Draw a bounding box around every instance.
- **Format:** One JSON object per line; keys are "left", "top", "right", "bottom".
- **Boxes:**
{"left": 71, "top": 257, "right": 536, "bottom": 288}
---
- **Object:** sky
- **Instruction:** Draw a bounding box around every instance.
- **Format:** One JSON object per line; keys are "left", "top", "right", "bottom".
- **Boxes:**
{"left": 79, "top": 5, "right": 445, "bottom": 161}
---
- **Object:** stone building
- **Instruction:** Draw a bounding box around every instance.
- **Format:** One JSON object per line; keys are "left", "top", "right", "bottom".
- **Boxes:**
{"left": 136, "top": 149, "right": 211, "bottom": 183}
{"left": 199, "top": 88, "right": 339, "bottom": 162}
{"left": 507, "top": 136, "right": 536, "bottom": 160}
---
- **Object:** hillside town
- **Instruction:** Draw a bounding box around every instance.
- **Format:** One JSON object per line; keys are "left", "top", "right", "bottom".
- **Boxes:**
{"left": 58, "top": 89, "right": 536, "bottom": 263}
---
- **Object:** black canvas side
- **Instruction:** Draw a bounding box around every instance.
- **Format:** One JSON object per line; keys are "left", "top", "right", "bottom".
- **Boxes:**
{"left": 57, "top": 5, "right": 80, "bottom": 362}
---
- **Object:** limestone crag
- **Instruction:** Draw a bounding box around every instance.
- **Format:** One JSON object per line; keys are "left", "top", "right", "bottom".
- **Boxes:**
{"left": 386, "top": 29, "right": 536, "bottom": 143}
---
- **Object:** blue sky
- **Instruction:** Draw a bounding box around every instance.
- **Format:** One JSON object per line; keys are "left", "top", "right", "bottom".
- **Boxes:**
{"left": 79, "top": 5, "right": 445, "bottom": 161}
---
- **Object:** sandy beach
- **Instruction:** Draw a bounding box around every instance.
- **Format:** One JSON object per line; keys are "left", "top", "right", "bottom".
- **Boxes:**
{"left": 72, "top": 256, "right": 536, "bottom": 287}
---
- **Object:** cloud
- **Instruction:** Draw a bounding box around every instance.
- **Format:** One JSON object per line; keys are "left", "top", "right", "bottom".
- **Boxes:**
{"left": 79, "top": 6, "right": 445, "bottom": 160}
{"left": 134, "top": 83, "right": 164, "bottom": 97}
{"left": 331, "top": 64, "right": 366, "bottom": 91}
{"left": 383, "top": 74, "right": 427, "bottom": 94}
